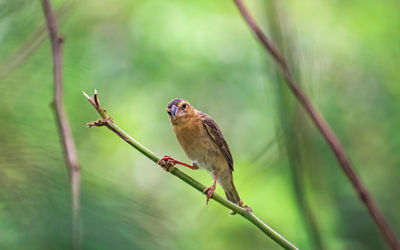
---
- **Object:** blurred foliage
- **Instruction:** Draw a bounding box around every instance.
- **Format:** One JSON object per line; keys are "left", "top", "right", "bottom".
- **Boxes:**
{"left": 0, "top": 0, "right": 399, "bottom": 249}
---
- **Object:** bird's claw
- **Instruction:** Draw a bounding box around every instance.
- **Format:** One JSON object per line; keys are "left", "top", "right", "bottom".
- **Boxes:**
{"left": 244, "top": 205, "right": 253, "bottom": 213}
{"left": 156, "top": 155, "right": 176, "bottom": 171}
{"left": 202, "top": 185, "right": 216, "bottom": 205}
{"left": 236, "top": 200, "right": 252, "bottom": 212}
{"left": 157, "top": 155, "right": 196, "bottom": 170}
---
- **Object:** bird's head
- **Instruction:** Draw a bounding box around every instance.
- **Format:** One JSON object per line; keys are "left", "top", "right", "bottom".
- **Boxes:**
{"left": 166, "top": 98, "right": 195, "bottom": 125}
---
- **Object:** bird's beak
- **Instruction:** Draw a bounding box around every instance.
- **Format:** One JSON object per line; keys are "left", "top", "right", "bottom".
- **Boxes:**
{"left": 171, "top": 105, "right": 179, "bottom": 116}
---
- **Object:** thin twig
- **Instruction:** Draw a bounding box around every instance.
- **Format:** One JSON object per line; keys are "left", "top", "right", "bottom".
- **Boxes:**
{"left": 41, "top": 0, "right": 81, "bottom": 249}
{"left": 233, "top": 0, "right": 399, "bottom": 249}
{"left": 83, "top": 90, "right": 299, "bottom": 250}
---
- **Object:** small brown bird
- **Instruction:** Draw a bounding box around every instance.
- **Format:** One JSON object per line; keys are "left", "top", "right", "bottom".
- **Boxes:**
{"left": 158, "top": 98, "right": 243, "bottom": 206}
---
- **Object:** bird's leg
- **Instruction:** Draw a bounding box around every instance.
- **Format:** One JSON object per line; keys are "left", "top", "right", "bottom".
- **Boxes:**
{"left": 202, "top": 174, "right": 217, "bottom": 204}
{"left": 157, "top": 155, "right": 199, "bottom": 171}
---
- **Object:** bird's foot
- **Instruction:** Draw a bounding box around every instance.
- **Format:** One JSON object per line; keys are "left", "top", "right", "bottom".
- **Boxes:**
{"left": 156, "top": 155, "right": 176, "bottom": 171}
{"left": 157, "top": 155, "right": 196, "bottom": 171}
{"left": 229, "top": 201, "right": 252, "bottom": 215}
{"left": 202, "top": 184, "right": 216, "bottom": 205}
{"left": 243, "top": 204, "right": 253, "bottom": 213}
{"left": 236, "top": 200, "right": 253, "bottom": 212}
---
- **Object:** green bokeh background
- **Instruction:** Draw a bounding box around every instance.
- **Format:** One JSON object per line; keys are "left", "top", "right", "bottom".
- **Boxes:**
{"left": 0, "top": 0, "right": 399, "bottom": 249}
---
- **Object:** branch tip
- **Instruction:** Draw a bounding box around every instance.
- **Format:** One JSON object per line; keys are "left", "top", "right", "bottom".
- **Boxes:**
{"left": 94, "top": 90, "right": 100, "bottom": 107}
{"left": 82, "top": 91, "right": 90, "bottom": 100}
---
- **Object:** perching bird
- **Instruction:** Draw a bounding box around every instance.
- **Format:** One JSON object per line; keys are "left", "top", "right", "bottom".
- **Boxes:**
{"left": 158, "top": 98, "right": 243, "bottom": 206}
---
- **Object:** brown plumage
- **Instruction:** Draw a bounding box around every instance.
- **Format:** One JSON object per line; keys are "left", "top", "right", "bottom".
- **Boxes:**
{"left": 159, "top": 98, "right": 242, "bottom": 205}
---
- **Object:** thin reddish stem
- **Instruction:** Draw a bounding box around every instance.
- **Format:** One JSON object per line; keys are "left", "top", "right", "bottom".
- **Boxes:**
{"left": 233, "top": 0, "right": 399, "bottom": 249}
{"left": 41, "top": 0, "right": 81, "bottom": 249}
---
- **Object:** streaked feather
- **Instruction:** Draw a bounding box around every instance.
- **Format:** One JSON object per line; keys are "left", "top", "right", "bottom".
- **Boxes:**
{"left": 200, "top": 113, "right": 234, "bottom": 172}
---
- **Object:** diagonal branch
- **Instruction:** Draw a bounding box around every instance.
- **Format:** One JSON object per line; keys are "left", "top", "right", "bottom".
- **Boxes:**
{"left": 232, "top": 0, "right": 399, "bottom": 249}
{"left": 83, "top": 90, "right": 299, "bottom": 250}
{"left": 41, "top": 0, "right": 81, "bottom": 249}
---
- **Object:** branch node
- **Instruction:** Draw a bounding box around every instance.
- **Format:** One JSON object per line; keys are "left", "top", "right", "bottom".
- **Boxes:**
{"left": 87, "top": 118, "right": 111, "bottom": 128}
{"left": 57, "top": 35, "right": 65, "bottom": 43}
{"left": 83, "top": 90, "right": 110, "bottom": 120}
{"left": 72, "top": 164, "right": 81, "bottom": 171}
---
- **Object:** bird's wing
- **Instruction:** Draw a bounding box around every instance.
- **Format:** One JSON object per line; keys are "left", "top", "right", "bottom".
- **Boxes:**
{"left": 201, "top": 113, "right": 234, "bottom": 171}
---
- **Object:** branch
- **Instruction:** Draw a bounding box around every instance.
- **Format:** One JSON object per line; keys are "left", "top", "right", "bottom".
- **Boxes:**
{"left": 41, "top": 0, "right": 81, "bottom": 249}
{"left": 83, "top": 90, "right": 299, "bottom": 250}
{"left": 232, "top": 1, "right": 399, "bottom": 249}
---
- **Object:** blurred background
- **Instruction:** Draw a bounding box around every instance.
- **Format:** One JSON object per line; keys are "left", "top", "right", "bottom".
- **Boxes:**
{"left": 0, "top": 0, "right": 399, "bottom": 249}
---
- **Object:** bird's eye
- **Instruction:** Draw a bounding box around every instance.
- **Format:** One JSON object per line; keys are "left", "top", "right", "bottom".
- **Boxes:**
{"left": 182, "top": 104, "right": 187, "bottom": 109}
{"left": 167, "top": 111, "right": 171, "bottom": 116}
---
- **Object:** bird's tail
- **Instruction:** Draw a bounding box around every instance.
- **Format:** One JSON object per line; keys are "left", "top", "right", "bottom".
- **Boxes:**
{"left": 224, "top": 179, "right": 242, "bottom": 206}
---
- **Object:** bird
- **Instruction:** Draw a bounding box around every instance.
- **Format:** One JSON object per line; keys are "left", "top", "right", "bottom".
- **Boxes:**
{"left": 157, "top": 98, "right": 244, "bottom": 207}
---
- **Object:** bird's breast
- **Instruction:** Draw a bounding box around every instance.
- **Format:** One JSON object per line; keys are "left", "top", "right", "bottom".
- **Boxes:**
{"left": 173, "top": 121, "right": 221, "bottom": 170}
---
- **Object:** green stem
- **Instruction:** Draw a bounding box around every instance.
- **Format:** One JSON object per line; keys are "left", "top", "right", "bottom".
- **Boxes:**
{"left": 83, "top": 91, "right": 298, "bottom": 250}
